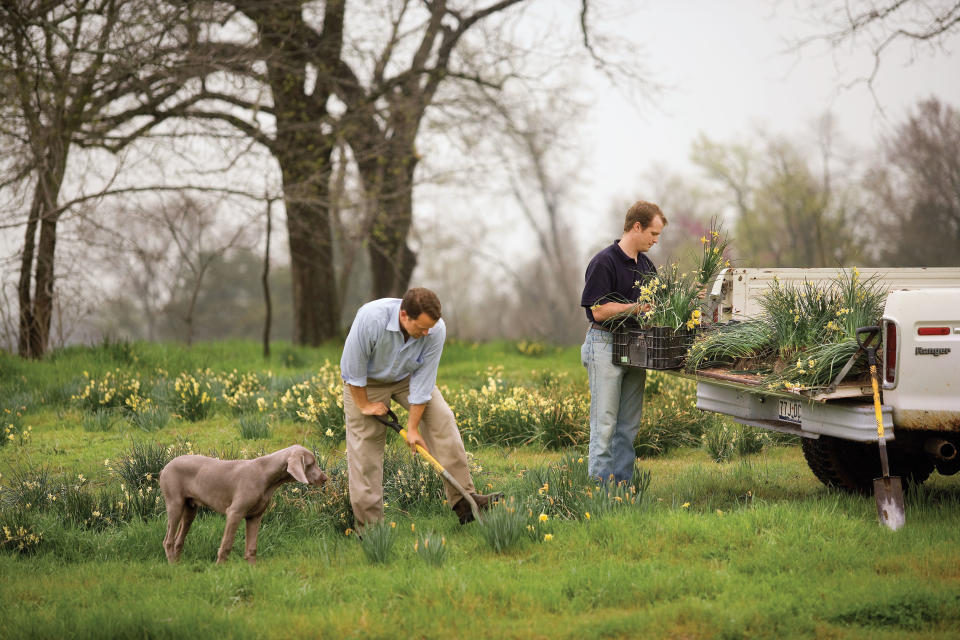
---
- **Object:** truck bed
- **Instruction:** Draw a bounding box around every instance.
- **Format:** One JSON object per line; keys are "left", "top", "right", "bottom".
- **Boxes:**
{"left": 671, "top": 366, "right": 874, "bottom": 403}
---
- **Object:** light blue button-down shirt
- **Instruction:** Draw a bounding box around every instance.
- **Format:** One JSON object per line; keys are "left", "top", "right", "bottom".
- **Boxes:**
{"left": 340, "top": 298, "right": 446, "bottom": 405}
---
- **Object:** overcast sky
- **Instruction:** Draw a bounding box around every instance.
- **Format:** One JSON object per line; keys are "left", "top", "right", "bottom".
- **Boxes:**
{"left": 580, "top": 1, "right": 960, "bottom": 216}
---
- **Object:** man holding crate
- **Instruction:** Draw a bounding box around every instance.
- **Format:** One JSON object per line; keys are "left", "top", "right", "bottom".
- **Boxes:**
{"left": 580, "top": 201, "right": 667, "bottom": 484}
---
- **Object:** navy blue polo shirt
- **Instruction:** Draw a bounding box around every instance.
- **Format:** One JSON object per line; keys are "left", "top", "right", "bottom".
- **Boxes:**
{"left": 581, "top": 240, "right": 656, "bottom": 322}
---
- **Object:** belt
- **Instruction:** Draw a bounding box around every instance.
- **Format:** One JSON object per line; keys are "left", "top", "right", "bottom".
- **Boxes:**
{"left": 590, "top": 322, "right": 609, "bottom": 332}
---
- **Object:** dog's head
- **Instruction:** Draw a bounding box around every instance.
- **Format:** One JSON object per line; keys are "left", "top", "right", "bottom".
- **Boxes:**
{"left": 285, "top": 445, "right": 329, "bottom": 486}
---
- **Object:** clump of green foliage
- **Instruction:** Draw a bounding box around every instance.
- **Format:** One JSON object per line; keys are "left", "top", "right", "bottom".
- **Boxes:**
{"left": 413, "top": 531, "right": 448, "bottom": 567}
{"left": 687, "top": 268, "right": 886, "bottom": 389}
{"left": 360, "top": 520, "right": 399, "bottom": 564}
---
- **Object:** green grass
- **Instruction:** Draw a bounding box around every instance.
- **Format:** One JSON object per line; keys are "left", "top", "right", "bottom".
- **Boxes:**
{"left": 2, "top": 340, "right": 960, "bottom": 639}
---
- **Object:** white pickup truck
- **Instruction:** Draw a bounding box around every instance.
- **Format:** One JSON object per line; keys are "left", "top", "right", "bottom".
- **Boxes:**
{"left": 692, "top": 267, "right": 960, "bottom": 493}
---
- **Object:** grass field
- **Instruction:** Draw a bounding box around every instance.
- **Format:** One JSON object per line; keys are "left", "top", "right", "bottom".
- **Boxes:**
{"left": 2, "top": 340, "right": 959, "bottom": 639}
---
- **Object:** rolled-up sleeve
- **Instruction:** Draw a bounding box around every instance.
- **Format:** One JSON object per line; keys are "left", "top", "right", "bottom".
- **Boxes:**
{"left": 408, "top": 321, "right": 445, "bottom": 404}
{"left": 340, "top": 312, "right": 375, "bottom": 387}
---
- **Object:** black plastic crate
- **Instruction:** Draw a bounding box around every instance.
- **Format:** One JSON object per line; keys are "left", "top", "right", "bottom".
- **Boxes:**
{"left": 612, "top": 325, "right": 697, "bottom": 370}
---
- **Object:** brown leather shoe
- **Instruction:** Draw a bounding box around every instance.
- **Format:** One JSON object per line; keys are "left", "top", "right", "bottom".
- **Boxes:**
{"left": 452, "top": 492, "right": 504, "bottom": 524}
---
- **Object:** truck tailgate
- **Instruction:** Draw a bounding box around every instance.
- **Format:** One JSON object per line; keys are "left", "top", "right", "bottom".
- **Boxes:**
{"left": 883, "top": 288, "right": 960, "bottom": 432}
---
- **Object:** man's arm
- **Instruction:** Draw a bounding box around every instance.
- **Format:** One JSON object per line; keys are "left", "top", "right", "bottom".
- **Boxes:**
{"left": 407, "top": 321, "right": 445, "bottom": 404}
{"left": 347, "top": 384, "right": 388, "bottom": 416}
{"left": 591, "top": 301, "right": 647, "bottom": 323}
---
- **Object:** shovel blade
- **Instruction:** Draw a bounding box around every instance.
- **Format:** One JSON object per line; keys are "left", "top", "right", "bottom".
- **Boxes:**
{"left": 874, "top": 476, "right": 905, "bottom": 531}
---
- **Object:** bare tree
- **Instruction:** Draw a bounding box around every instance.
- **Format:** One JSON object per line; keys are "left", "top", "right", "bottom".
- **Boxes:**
{"left": 79, "top": 193, "right": 259, "bottom": 342}
{"left": 470, "top": 83, "right": 586, "bottom": 342}
{"left": 0, "top": 0, "right": 226, "bottom": 357}
{"left": 331, "top": 0, "right": 531, "bottom": 299}
{"left": 159, "top": 196, "right": 252, "bottom": 344}
{"left": 792, "top": 0, "right": 960, "bottom": 88}
{"left": 866, "top": 97, "right": 960, "bottom": 265}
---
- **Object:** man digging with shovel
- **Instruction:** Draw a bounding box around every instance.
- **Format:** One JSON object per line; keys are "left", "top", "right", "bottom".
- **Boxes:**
{"left": 340, "top": 287, "right": 502, "bottom": 529}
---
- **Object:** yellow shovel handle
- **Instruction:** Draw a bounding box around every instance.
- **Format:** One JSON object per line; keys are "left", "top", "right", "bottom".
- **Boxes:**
{"left": 869, "top": 364, "right": 885, "bottom": 440}
{"left": 376, "top": 410, "right": 483, "bottom": 523}
{"left": 396, "top": 426, "right": 446, "bottom": 475}
{"left": 395, "top": 425, "right": 483, "bottom": 522}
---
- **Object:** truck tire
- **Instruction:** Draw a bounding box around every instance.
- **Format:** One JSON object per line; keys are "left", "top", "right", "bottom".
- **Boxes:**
{"left": 801, "top": 435, "right": 933, "bottom": 494}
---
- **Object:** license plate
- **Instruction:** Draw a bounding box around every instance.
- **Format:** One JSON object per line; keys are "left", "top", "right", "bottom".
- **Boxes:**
{"left": 778, "top": 399, "right": 801, "bottom": 424}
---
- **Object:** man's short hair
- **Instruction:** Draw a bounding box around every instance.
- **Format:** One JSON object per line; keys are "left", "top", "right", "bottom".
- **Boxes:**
{"left": 401, "top": 287, "right": 442, "bottom": 321}
{"left": 624, "top": 201, "right": 667, "bottom": 232}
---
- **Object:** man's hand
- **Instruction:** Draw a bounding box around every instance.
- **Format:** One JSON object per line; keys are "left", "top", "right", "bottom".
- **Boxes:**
{"left": 360, "top": 401, "right": 388, "bottom": 416}
{"left": 405, "top": 426, "right": 428, "bottom": 454}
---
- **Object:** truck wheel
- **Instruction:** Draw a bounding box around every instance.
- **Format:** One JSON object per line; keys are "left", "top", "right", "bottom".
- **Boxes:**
{"left": 801, "top": 436, "right": 932, "bottom": 494}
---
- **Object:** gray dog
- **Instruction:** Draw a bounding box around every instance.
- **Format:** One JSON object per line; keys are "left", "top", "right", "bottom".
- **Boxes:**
{"left": 159, "top": 445, "right": 327, "bottom": 565}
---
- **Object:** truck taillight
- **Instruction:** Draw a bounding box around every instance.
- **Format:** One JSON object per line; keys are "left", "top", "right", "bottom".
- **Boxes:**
{"left": 884, "top": 322, "right": 897, "bottom": 384}
{"left": 917, "top": 327, "right": 949, "bottom": 336}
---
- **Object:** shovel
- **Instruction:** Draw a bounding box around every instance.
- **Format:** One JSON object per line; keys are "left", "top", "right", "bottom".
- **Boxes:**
{"left": 374, "top": 409, "right": 482, "bottom": 523}
{"left": 856, "top": 326, "right": 906, "bottom": 531}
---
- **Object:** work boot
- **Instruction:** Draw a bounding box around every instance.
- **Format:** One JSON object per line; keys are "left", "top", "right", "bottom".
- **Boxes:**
{"left": 452, "top": 492, "right": 504, "bottom": 524}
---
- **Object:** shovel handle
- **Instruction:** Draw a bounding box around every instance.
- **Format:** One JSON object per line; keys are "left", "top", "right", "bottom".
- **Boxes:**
{"left": 373, "top": 409, "right": 482, "bottom": 522}
{"left": 863, "top": 347, "right": 893, "bottom": 479}
{"left": 374, "top": 410, "right": 444, "bottom": 473}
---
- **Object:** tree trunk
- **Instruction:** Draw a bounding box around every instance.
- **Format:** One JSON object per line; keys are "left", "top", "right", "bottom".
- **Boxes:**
{"left": 361, "top": 148, "right": 419, "bottom": 299}
{"left": 16, "top": 201, "right": 39, "bottom": 358}
{"left": 262, "top": 197, "right": 272, "bottom": 359}
{"left": 18, "top": 148, "right": 67, "bottom": 359}
{"left": 252, "top": 1, "right": 342, "bottom": 344}
{"left": 277, "top": 136, "right": 339, "bottom": 343}
{"left": 31, "top": 214, "right": 59, "bottom": 356}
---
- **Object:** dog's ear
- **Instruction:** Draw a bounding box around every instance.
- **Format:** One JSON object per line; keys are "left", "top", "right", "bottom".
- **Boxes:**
{"left": 286, "top": 450, "right": 309, "bottom": 483}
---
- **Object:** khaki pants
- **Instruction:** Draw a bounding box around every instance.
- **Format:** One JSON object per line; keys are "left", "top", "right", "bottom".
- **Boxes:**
{"left": 343, "top": 379, "right": 475, "bottom": 525}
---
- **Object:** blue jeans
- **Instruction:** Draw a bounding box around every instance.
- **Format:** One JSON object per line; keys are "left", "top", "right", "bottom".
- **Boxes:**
{"left": 581, "top": 327, "right": 646, "bottom": 484}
